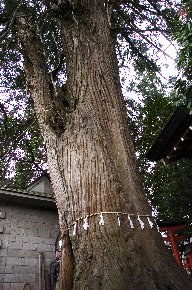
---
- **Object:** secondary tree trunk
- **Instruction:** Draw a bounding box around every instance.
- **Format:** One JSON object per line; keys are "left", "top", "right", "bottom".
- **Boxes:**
{"left": 17, "top": 1, "right": 191, "bottom": 289}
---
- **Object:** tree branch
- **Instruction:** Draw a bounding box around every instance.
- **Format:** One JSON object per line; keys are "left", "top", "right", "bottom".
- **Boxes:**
{"left": 114, "top": 8, "right": 175, "bottom": 61}
{"left": 0, "top": 119, "right": 36, "bottom": 159}
{"left": 15, "top": 12, "right": 68, "bottom": 134}
{"left": 126, "top": 24, "right": 175, "bottom": 61}
{"left": 0, "top": 103, "right": 8, "bottom": 135}
{"left": 121, "top": 31, "right": 166, "bottom": 83}
{"left": 0, "top": 0, "right": 23, "bottom": 40}
{"left": 146, "top": 0, "right": 173, "bottom": 27}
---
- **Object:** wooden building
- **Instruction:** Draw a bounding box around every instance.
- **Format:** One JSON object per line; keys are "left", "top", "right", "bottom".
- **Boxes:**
{"left": 146, "top": 107, "right": 192, "bottom": 163}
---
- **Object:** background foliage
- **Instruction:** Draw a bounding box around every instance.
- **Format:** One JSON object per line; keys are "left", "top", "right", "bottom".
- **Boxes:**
{"left": 1, "top": 0, "right": 192, "bottom": 224}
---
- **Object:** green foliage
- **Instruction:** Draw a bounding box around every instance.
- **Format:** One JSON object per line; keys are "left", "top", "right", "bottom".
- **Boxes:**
{"left": 123, "top": 0, "right": 192, "bottom": 225}
{"left": 127, "top": 72, "right": 175, "bottom": 155}
{"left": 0, "top": 0, "right": 182, "bottom": 189}
{"left": 127, "top": 71, "right": 192, "bottom": 225}
{"left": 0, "top": 94, "right": 46, "bottom": 188}
{"left": 148, "top": 160, "right": 192, "bottom": 221}
{"left": 172, "top": 0, "right": 192, "bottom": 109}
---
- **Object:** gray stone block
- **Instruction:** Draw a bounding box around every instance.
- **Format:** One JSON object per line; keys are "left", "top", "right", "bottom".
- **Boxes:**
{"left": 8, "top": 242, "right": 23, "bottom": 250}
{"left": 28, "top": 265, "right": 38, "bottom": 274}
{"left": 6, "top": 257, "right": 22, "bottom": 266}
{"left": 17, "top": 220, "right": 37, "bottom": 229}
{"left": 26, "top": 251, "right": 39, "bottom": 259}
{"left": 7, "top": 249, "right": 24, "bottom": 258}
{"left": 3, "top": 228, "right": 10, "bottom": 235}
{"left": 4, "top": 264, "right": 12, "bottom": 274}
{"left": 0, "top": 283, "right": 11, "bottom": 290}
{"left": 43, "top": 252, "right": 55, "bottom": 261}
{"left": 0, "top": 206, "right": 11, "bottom": 219}
{"left": 0, "top": 211, "right": 6, "bottom": 219}
{"left": 0, "top": 257, "right": 6, "bottom": 267}
{"left": 2, "top": 283, "right": 11, "bottom": 290}
{"left": 0, "top": 274, "right": 4, "bottom": 283}
{"left": 9, "top": 282, "right": 38, "bottom": 290}
{"left": 16, "top": 235, "right": 44, "bottom": 244}
{"left": 50, "top": 229, "right": 59, "bottom": 238}
{"left": 10, "top": 221, "right": 18, "bottom": 228}
{"left": 0, "top": 249, "right": 7, "bottom": 257}
{"left": 22, "top": 243, "right": 37, "bottom": 251}
{"left": 4, "top": 274, "right": 20, "bottom": 283}
{"left": 8, "top": 228, "right": 24, "bottom": 235}
{"left": 19, "top": 274, "right": 36, "bottom": 283}
{"left": 44, "top": 237, "right": 57, "bottom": 245}
{"left": 36, "top": 244, "right": 54, "bottom": 252}
{"left": 7, "top": 235, "right": 15, "bottom": 242}
{"left": 12, "top": 266, "right": 29, "bottom": 274}
{"left": 23, "top": 228, "right": 38, "bottom": 237}
{"left": 37, "top": 228, "right": 51, "bottom": 238}
{"left": 7, "top": 249, "right": 39, "bottom": 259}
{"left": 0, "top": 219, "right": 11, "bottom": 226}
{"left": 10, "top": 283, "right": 26, "bottom": 290}
{"left": 0, "top": 265, "right": 6, "bottom": 272}
{"left": 0, "top": 239, "right": 9, "bottom": 249}
{"left": 20, "top": 258, "right": 38, "bottom": 266}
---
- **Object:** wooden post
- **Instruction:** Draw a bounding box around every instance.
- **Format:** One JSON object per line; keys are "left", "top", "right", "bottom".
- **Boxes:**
{"left": 39, "top": 252, "right": 46, "bottom": 290}
{"left": 168, "top": 230, "right": 182, "bottom": 266}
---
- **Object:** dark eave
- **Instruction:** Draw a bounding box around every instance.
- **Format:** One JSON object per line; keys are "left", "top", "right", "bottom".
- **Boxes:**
{"left": 146, "top": 107, "right": 192, "bottom": 163}
{"left": 0, "top": 188, "right": 57, "bottom": 210}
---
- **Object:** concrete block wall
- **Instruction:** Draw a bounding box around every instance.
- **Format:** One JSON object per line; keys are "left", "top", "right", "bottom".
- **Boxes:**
{"left": 0, "top": 203, "right": 59, "bottom": 290}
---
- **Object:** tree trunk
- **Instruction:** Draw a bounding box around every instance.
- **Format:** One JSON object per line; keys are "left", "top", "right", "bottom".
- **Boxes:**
{"left": 17, "top": 1, "right": 191, "bottom": 289}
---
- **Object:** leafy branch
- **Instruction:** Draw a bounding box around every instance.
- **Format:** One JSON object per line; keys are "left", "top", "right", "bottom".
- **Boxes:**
{"left": 0, "top": 0, "right": 23, "bottom": 40}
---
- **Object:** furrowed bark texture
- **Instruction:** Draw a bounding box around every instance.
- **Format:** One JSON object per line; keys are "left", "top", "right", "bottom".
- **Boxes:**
{"left": 17, "top": 1, "right": 191, "bottom": 289}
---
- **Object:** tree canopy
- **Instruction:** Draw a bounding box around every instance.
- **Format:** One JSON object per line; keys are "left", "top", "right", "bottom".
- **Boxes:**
{"left": 1, "top": 0, "right": 192, "bottom": 220}
{"left": 0, "top": 0, "right": 182, "bottom": 185}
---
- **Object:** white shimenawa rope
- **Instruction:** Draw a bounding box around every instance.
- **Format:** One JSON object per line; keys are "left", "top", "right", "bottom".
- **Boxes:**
{"left": 60, "top": 212, "right": 157, "bottom": 237}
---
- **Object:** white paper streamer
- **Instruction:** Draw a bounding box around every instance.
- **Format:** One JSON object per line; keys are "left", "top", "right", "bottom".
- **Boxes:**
{"left": 99, "top": 213, "right": 105, "bottom": 226}
{"left": 128, "top": 214, "right": 134, "bottom": 228}
{"left": 72, "top": 222, "right": 77, "bottom": 235}
{"left": 58, "top": 211, "right": 63, "bottom": 222}
{"left": 155, "top": 220, "right": 160, "bottom": 232}
{"left": 137, "top": 214, "right": 145, "bottom": 230}
{"left": 59, "top": 239, "right": 62, "bottom": 248}
{"left": 147, "top": 217, "right": 154, "bottom": 228}
{"left": 117, "top": 213, "right": 121, "bottom": 226}
{"left": 83, "top": 217, "right": 89, "bottom": 230}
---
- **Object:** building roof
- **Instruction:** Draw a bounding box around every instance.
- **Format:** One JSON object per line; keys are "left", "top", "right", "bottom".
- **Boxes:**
{"left": 0, "top": 174, "right": 56, "bottom": 210}
{"left": 25, "top": 173, "right": 53, "bottom": 198}
{"left": 146, "top": 107, "right": 192, "bottom": 163}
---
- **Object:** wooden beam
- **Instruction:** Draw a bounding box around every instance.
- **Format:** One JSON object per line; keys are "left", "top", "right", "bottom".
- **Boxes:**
{"left": 39, "top": 252, "right": 46, "bottom": 290}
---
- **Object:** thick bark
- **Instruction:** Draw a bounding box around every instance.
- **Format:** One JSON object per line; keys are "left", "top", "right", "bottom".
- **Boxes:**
{"left": 17, "top": 1, "right": 191, "bottom": 289}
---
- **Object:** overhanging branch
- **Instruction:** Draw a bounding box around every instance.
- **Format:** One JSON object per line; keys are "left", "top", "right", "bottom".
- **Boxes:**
{"left": 0, "top": 0, "right": 23, "bottom": 40}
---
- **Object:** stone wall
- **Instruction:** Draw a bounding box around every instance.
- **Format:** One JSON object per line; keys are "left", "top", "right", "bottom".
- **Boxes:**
{"left": 0, "top": 202, "right": 59, "bottom": 290}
